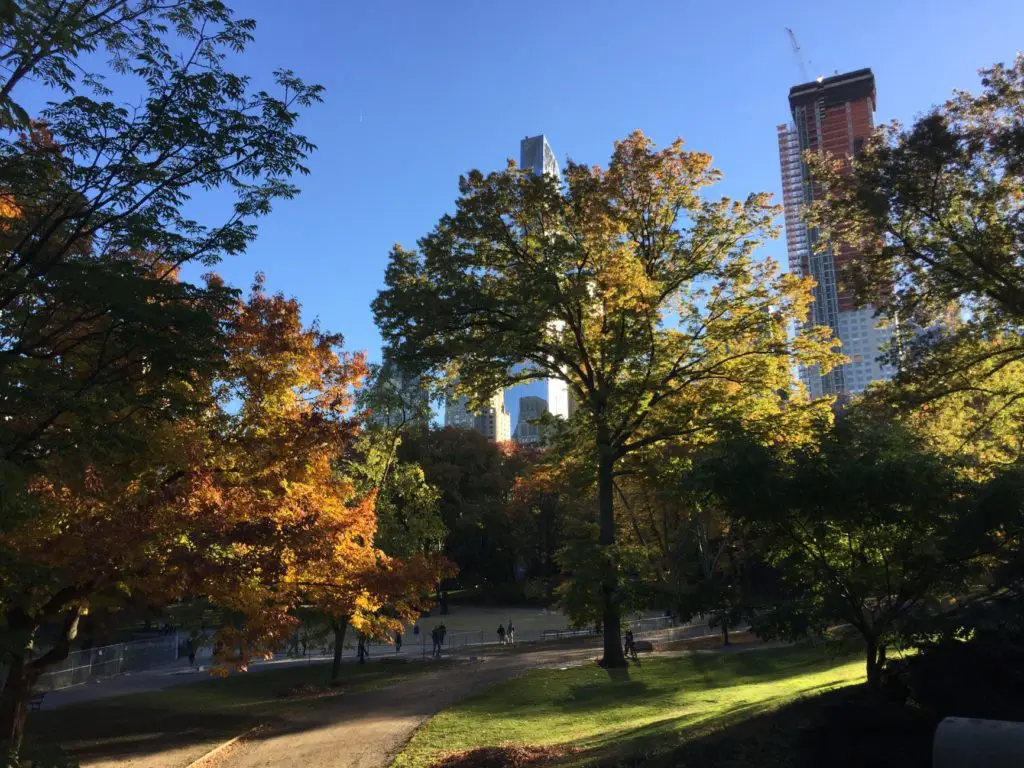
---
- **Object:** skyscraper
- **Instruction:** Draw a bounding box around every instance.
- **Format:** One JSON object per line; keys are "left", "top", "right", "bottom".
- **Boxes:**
{"left": 520, "top": 134, "right": 560, "bottom": 177}
{"left": 474, "top": 391, "right": 511, "bottom": 442}
{"left": 444, "top": 390, "right": 511, "bottom": 442}
{"left": 513, "top": 395, "right": 548, "bottom": 445}
{"left": 516, "top": 135, "right": 572, "bottom": 421}
{"left": 777, "top": 69, "right": 894, "bottom": 398}
{"left": 443, "top": 392, "right": 475, "bottom": 430}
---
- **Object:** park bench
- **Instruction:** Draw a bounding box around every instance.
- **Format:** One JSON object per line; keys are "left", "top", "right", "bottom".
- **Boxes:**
{"left": 28, "top": 691, "right": 45, "bottom": 712}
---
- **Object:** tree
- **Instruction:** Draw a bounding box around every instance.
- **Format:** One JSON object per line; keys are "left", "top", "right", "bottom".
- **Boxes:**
{"left": 709, "top": 411, "right": 1018, "bottom": 690}
{"left": 398, "top": 427, "right": 527, "bottom": 588}
{"left": 375, "top": 132, "right": 838, "bottom": 664}
{"left": 506, "top": 454, "right": 563, "bottom": 598}
{"left": 808, "top": 54, "right": 1024, "bottom": 405}
{"left": 615, "top": 460, "right": 745, "bottom": 643}
{"left": 609, "top": 394, "right": 825, "bottom": 643}
{"left": 0, "top": 278, "right": 445, "bottom": 750}
{"left": 351, "top": 364, "right": 445, "bottom": 560}
{"left": 0, "top": 6, "right": 322, "bottom": 752}
{"left": 0, "top": 1, "right": 322, "bottom": 476}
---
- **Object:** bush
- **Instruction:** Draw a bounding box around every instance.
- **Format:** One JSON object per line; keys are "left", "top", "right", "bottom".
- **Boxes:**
{"left": 895, "top": 633, "right": 1024, "bottom": 720}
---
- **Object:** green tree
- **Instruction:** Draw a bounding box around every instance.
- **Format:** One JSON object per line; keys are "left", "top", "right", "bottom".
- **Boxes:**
{"left": 0, "top": 1, "right": 322, "bottom": 478}
{"left": 375, "top": 132, "right": 837, "bottom": 664}
{"left": 710, "top": 412, "right": 1017, "bottom": 690}
{"left": 351, "top": 363, "right": 445, "bottom": 560}
{"left": 398, "top": 427, "right": 525, "bottom": 587}
{"left": 610, "top": 396, "right": 823, "bottom": 642}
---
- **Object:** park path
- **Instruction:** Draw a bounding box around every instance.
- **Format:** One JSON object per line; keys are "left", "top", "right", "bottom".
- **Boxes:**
{"left": 213, "top": 646, "right": 603, "bottom": 768}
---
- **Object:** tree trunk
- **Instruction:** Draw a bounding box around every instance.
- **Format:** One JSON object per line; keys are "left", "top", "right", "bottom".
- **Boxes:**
{"left": 1, "top": 606, "right": 80, "bottom": 758}
{"left": 597, "top": 451, "right": 626, "bottom": 667}
{"left": 331, "top": 618, "right": 348, "bottom": 684}
{"left": 865, "top": 636, "right": 886, "bottom": 692}
{"left": 0, "top": 654, "right": 35, "bottom": 758}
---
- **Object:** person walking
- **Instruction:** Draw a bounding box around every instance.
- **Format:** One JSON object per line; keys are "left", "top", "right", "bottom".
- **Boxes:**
{"left": 430, "top": 626, "right": 440, "bottom": 657}
{"left": 497, "top": 623, "right": 506, "bottom": 646}
{"left": 395, "top": 629, "right": 403, "bottom": 653}
{"left": 506, "top": 619, "right": 515, "bottom": 646}
{"left": 357, "top": 634, "right": 370, "bottom": 664}
{"left": 186, "top": 636, "right": 197, "bottom": 669}
{"left": 438, "top": 623, "right": 447, "bottom": 652}
{"left": 624, "top": 629, "right": 638, "bottom": 662}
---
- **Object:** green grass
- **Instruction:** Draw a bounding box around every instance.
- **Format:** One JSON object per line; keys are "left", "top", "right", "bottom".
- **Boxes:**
{"left": 29, "top": 658, "right": 446, "bottom": 766}
{"left": 394, "top": 645, "right": 865, "bottom": 767}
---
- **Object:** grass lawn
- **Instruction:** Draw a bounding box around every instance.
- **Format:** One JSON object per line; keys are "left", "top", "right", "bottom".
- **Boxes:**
{"left": 28, "top": 658, "right": 446, "bottom": 766}
{"left": 395, "top": 645, "right": 866, "bottom": 767}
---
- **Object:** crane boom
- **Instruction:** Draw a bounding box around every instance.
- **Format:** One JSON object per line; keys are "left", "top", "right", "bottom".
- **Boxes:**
{"left": 785, "top": 27, "right": 809, "bottom": 82}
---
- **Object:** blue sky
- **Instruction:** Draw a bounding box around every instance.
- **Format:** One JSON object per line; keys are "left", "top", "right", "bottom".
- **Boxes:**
{"left": 207, "top": 0, "right": 1020, "bottom": 422}
{"left": 34, "top": 1, "right": 1024, "bottom": 423}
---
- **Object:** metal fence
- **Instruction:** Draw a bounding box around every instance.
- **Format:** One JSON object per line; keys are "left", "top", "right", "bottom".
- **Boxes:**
{"left": 34, "top": 634, "right": 181, "bottom": 692}
{"left": 401, "top": 614, "right": 722, "bottom": 657}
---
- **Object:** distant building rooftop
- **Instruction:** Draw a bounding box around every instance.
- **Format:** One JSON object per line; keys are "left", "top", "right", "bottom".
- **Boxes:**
{"left": 789, "top": 68, "right": 875, "bottom": 111}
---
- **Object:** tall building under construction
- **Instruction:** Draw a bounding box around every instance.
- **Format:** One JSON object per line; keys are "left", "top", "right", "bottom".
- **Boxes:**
{"left": 777, "top": 69, "right": 894, "bottom": 398}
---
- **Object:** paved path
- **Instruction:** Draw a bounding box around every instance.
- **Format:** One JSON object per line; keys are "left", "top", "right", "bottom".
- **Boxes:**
{"left": 216, "top": 646, "right": 603, "bottom": 768}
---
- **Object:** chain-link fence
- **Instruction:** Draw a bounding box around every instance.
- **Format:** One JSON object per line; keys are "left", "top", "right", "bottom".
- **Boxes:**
{"left": 405, "top": 614, "right": 723, "bottom": 657}
{"left": 34, "top": 634, "right": 181, "bottom": 692}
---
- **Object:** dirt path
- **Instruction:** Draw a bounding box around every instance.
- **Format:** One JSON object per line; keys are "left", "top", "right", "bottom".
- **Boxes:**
{"left": 217, "top": 646, "right": 603, "bottom": 768}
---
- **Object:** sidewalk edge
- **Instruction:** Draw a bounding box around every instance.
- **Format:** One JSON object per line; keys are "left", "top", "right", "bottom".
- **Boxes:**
{"left": 185, "top": 723, "right": 265, "bottom": 767}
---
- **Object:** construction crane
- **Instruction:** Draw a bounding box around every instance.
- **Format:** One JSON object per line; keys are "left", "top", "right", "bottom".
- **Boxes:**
{"left": 785, "top": 27, "right": 809, "bottom": 82}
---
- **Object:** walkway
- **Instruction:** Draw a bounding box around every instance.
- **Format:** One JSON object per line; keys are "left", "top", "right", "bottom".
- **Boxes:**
{"left": 215, "top": 646, "right": 602, "bottom": 768}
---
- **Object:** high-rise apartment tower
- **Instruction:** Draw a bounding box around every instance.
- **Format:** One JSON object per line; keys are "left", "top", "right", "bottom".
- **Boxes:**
{"left": 777, "top": 69, "right": 893, "bottom": 397}
{"left": 519, "top": 135, "right": 573, "bottom": 419}
{"left": 443, "top": 390, "right": 511, "bottom": 442}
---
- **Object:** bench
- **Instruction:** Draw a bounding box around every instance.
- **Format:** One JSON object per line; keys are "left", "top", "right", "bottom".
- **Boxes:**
{"left": 29, "top": 691, "right": 45, "bottom": 712}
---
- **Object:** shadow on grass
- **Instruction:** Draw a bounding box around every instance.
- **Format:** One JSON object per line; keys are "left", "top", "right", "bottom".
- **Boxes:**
{"left": 686, "top": 643, "right": 856, "bottom": 689}
{"left": 556, "top": 679, "right": 650, "bottom": 712}
{"left": 564, "top": 685, "right": 935, "bottom": 768}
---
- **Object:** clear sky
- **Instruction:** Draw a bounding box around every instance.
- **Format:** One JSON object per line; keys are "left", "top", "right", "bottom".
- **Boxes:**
{"left": 111, "top": 1, "right": 1024, "bottom": 420}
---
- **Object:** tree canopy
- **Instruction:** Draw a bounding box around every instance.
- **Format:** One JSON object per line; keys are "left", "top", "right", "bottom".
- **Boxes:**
{"left": 707, "top": 411, "right": 1023, "bottom": 689}
{"left": 374, "top": 131, "right": 839, "bottom": 664}
{"left": 0, "top": 0, "right": 322, "bottom": 480}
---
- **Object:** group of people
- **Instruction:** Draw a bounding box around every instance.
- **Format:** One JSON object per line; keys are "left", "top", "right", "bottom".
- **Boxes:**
{"left": 496, "top": 620, "right": 515, "bottom": 646}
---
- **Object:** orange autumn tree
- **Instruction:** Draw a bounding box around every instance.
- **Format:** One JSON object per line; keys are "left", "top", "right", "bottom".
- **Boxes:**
{"left": 213, "top": 276, "right": 448, "bottom": 681}
{"left": 0, "top": 275, "right": 440, "bottom": 748}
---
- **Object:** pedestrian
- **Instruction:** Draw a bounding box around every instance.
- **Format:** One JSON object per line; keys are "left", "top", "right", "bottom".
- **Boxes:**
{"left": 395, "top": 629, "right": 403, "bottom": 653}
{"left": 624, "top": 629, "right": 637, "bottom": 661}
{"left": 506, "top": 619, "right": 515, "bottom": 646}
{"left": 357, "top": 634, "right": 369, "bottom": 664}
{"left": 438, "top": 623, "right": 447, "bottom": 652}
{"left": 497, "top": 623, "right": 506, "bottom": 645}
{"left": 413, "top": 624, "right": 420, "bottom": 637}
{"left": 186, "top": 636, "right": 197, "bottom": 669}
{"left": 431, "top": 626, "right": 440, "bottom": 657}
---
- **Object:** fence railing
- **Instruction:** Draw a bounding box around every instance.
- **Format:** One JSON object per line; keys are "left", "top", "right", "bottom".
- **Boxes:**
{"left": 401, "top": 615, "right": 723, "bottom": 656}
{"left": 34, "top": 634, "right": 181, "bottom": 692}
